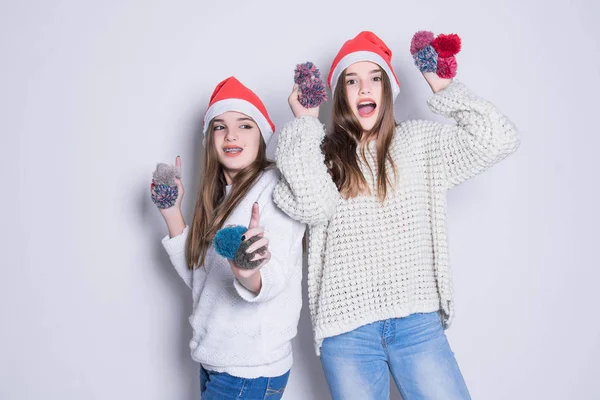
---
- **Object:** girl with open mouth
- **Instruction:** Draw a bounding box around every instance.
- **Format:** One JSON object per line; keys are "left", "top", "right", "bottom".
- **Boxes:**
{"left": 275, "top": 31, "right": 520, "bottom": 400}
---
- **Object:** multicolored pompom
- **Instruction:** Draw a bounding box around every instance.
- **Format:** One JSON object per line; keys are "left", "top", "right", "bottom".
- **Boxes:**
{"left": 151, "top": 163, "right": 180, "bottom": 209}
{"left": 437, "top": 56, "right": 458, "bottom": 79}
{"left": 411, "top": 31, "right": 462, "bottom": 79}
{"left": 151, "top": 183, "right": 178, "bottom": 209}
{"left": 414, "top": 45, "right": 438, "bottom": 73}
{"left": 410, "top": 31, "right": 435, "bottom": 55}
{"left": 213, "top": 225, "right": 247, "bottom": 260}
{"left": 294, "top": 62, "right": 327, "bottom": 108}
{"left": 294, "top": 61, "right": 320, "bottom": 83}
{"left": 299, "top": 79, "right": 327, "bottom": 108}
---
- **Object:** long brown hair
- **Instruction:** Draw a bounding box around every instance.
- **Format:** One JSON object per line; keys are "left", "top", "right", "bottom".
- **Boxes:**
{"left": 322, "top": 68, "right": 397, "bottom": 201}
{"left": 185, "top": 119, "right": 275, "bottom": 269}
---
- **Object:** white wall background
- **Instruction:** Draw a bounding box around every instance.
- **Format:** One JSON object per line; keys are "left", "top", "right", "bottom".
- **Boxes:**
{"left": 1, "top": 0, "right": 599, "bottom": 399}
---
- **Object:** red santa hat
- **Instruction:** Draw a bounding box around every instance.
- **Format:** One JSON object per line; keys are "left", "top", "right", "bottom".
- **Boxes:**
{"left": 328, "top": 31, "right": 400, "bottom": 101}
{"left": 203, "top": 76, "right": 275, "bottom": 144}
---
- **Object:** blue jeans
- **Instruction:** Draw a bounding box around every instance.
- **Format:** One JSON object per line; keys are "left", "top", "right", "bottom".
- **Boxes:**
{"left": 320, "top": 312, "right": 471, "bottom": 400}
{"left": 199, "top": 366, "right": 290, "bottom": 400}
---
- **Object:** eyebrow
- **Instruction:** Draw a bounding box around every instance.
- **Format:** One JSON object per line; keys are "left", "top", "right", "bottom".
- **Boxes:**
{"left": 345, "top": 69, "right": 382, "bottom": 77}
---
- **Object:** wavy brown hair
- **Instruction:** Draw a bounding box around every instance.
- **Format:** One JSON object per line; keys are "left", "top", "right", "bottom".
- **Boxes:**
{"left": 185, "top": 120, "right": 274, "bottom": 269}
{"left": 322, "top": 68, "right": 397, "bottom": 201}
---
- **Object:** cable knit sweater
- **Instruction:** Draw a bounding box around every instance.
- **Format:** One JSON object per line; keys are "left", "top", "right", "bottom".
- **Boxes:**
{"left": 273, "top": 81, "right": 520, "bottom": 355}
{"left": 161, "top": 169, "right": 306, "bottom": 378}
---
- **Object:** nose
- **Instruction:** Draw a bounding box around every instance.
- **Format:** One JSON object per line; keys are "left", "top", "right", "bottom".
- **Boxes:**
{"left": 224, "top": 129, "right": 238, "bottom": 142}
{"left": 359, "top": 81, "right": 371, "bottom": 95}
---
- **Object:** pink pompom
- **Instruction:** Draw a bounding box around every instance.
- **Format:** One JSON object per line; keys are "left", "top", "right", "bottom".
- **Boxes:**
{"left": 437, "top": 56, "right": 458, "bottom": 79}
{"left": 410, "top": 31, "right": 434, "bottom": 55}
{"left": 294, "top": 62, "right": 327, "bottom": 108}
{"left": 431, "top": 34, "right": 462, "bottom": 58}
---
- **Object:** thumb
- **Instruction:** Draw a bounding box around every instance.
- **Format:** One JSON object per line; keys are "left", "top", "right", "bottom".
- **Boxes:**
{"left": 175, "top": 155, "right": 182, "bottom": 177}
{"left": 175, "top": 177, "right": 183, "bottom": 191}
{"left": 289, "top": 84, "right": 299, "bottom": 99}
{"left": 248, "top": 202, "right": 260, "bottom": 228}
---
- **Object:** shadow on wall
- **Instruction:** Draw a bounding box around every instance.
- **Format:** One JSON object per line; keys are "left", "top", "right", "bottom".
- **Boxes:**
{"left": 141, "top": 110, "right": 207, "bottom": 400}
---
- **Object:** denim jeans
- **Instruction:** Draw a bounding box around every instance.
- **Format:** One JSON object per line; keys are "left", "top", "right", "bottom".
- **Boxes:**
{"left": 199, "top": 366, "right": 290, "bottom": 400}
{"left": 320, "top": 312, "right": 471, "bottom": 400}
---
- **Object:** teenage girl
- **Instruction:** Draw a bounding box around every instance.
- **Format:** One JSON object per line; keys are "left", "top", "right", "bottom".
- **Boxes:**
{"left": 274, "top": 31, "right": 519, "bottom": 399}
{"left": 154, "top": 76, "right": 305, "bottom": 399}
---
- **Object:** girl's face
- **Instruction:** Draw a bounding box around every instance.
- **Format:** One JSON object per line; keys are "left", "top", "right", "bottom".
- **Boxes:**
{"left": 211, "top": 111, "right": 262, "bottom": 184}
{"left": 344, "top": 61, "right": 383, "bottom": 132}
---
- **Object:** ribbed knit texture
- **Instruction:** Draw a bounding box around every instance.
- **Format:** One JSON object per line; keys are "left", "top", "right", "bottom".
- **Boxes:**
{"left": 273, "top": 81, "right": 520, "bottom": 355}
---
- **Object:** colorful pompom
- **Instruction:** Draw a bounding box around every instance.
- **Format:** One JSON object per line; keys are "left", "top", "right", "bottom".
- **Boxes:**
{"left": 294, "top": 61, "right": 320, "bottom": 82}
{"left": 410, "top": 31, "right": 434, "bottom": 55}
{"left": 437, "top": 56, "right": 458, "bottom": 79}
{"left": 411, "top": 31, "right": 462, "bottom": 78}
{"left": 151, "top": 183, "right": 178, "bottom": 209}
{"left": 299, "top": 79, "right": 327, "bottom": 108}
{"left": 151, "top": 163, "right": 180, "bottom": 209}
{"left": 294, "top": 62, "right": 327, "bottom": 108}
{"left": 431, "top": 34, "right": 462, "bottom": 58}
{"left": 213, "top": 225, "right": 247, "bottom": 260}
{"left": 414, "top": 45, "right": 438, "bottom": 73}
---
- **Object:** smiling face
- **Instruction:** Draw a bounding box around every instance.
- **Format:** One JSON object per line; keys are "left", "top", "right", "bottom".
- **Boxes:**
{"left": 343, "top": 61, "right": 384, "bottom": 132}
{"left": 210, "top": 111, "right": 263, "bottom": 184}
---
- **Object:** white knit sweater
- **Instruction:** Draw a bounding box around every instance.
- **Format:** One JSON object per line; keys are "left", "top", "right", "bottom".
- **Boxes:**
{"left": 273, "top": 81, "right": 520, "bottom": 355}
{"left": 162, "top": 169, "right": 306, "bottom": 378}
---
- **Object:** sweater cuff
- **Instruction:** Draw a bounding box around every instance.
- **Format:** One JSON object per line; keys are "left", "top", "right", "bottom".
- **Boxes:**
{"left": 426, "top": 80, "right": 470, "bottom": 114}
{"left": 233, "top": 264, "right": 273, "bottom": 303}
{"left": 161, "top": 226, "right": 189, "bottom": 257}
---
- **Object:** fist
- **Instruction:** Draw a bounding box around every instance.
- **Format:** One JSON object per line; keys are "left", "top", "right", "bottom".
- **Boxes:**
{"left": 151, "top": 156, "right": 184, "bottom": 215}
{"left": 229, "top": 202, "right": 271, "bottom": 280}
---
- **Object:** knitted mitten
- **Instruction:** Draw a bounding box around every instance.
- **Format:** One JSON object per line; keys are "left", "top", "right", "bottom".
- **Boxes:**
{"left": 410, "top": 31, "right": 462, "bottom": 79}
{"left": 294, "top": 62, "right": 327, "bottom": 108}
{"left": 151, "top": 163, "right": 180, "bottom": 209}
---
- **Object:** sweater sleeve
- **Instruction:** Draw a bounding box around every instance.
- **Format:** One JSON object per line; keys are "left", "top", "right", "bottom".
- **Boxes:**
{"left": 273, "top": 116, "right": 341, "bottom": 225}
{"left": 234, "top": 178, "right": 306, "bottom": 303}
{"left": 161, "top": 226, "right": 206, "bottom": 289}
{"left": 422, "top": 80, "right": 520, "bottom": 188}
